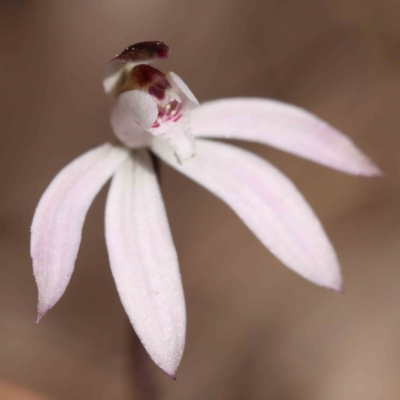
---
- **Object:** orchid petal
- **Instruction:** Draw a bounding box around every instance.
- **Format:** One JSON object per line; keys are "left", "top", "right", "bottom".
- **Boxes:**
{"left": 31, "top": 144, "right": 129, "bottom": 320}
{"left": 105, "top": 150, "right": 186, "bottom": 377}
{"left": 191, "top": 98, "right": 381, "bottom": 176}
{"left": 153, "top": 139, "right": 342, "bottom": 291}
{"left": 110, "top": 90, "right": 157, "bottom": 147}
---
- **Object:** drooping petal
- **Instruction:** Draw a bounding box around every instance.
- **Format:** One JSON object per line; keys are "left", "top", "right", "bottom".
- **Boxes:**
{"left": 31, "top": 144, "right": 129, "bottom": 320}
{"left": 153, "top": 139, "right": 342, "bottom": 291}
{"left": 105, "top": 150, "right": 186, "bottom": 377}
{"left": 110, "top": 90, "right": 157, "bottom": 148}
{"left": 191, "top": 98, "right": 381, "bottom": 176}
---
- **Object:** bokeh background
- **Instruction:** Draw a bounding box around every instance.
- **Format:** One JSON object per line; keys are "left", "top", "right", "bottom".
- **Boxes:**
{"left": 1, "top": 0, "right": 400, "bottom": 399}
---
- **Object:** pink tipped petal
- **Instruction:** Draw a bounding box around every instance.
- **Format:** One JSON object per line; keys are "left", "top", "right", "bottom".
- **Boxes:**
{"left": 153, "top": 139, "right": 343, "bottom": 291}
{"left": 105, "top": 150, "right": 186, "bottom": 376}
{"left": 31, "top": 144, "right": 129, "bottom": 320}
{"left": 191, "top": 98, "right": 381, "bottom": 176}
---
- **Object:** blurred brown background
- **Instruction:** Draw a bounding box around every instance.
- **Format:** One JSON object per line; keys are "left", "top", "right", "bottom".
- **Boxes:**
{"left": 1, "top": 0, "right": 400, "bottom": 399}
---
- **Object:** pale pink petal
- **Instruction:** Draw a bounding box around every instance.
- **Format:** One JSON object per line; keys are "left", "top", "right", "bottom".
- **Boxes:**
{"left": 31, "top": 144, "right": 129, "bottom": 320}
{"left": 191, "top": 98, "right": 381, "bottom": 176}
{"left": 105, "top": 150, "right": 186, "bottom": 377}
{"left": 153, "top": 139, "right": 342, "bottom": 291}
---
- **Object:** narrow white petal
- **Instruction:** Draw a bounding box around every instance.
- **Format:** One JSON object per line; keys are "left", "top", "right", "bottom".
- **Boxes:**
{"left": 105, "top": 150, "right": 186, "bottom": 377}
{"left": 153, "top": 139, "right": 342, "bottom": 291}
{"left": 191, "top": 98, "right": 381, "bottom": 176}
{"left": 31, "top": 144, "right": 129, "bottom": 320}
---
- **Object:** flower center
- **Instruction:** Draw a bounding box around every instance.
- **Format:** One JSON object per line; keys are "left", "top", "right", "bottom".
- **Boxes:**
{"left": 152, "top": 101, "right": 183, "bottom": 128}
{"left": 119, "top": 64, "right": 183, "bottom": 131}
{"left": 119, "top": 64, "right": 172, "bottom": 101}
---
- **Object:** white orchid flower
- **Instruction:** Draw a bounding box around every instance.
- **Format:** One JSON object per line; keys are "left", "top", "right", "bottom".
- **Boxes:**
{"left": 31, "top": 41, "right": 381, "bottom": 378}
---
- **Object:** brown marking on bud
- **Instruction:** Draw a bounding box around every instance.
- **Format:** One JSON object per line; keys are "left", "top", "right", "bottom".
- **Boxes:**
{"left": 119, "top": 64, "right": 171, "bottom": 100}
{"left": 113, "top": 41, "right": 169, "bottom": 63}
{"left": 148, "top": 86, "right": 166, "bottom": 100}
